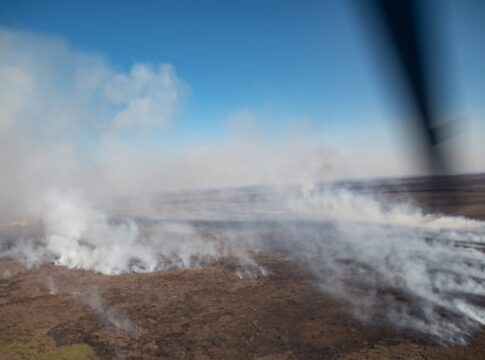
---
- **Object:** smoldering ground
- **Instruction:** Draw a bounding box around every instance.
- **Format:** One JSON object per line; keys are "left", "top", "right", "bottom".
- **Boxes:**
{"left": 0, "top": 28, "right": 484, "bottom": 347}
{"left": 2, "top": 185, "right": 485, "bottom": 344}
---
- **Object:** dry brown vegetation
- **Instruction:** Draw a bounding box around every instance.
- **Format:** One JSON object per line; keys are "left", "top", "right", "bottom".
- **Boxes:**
{"left": 1, "top": 174, "right": 485, "bottom": 359}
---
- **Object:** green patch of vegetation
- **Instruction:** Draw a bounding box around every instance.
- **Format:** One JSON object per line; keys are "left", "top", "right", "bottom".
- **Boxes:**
{"left": 0, "top": 337, "right": 96, "bottom": 359}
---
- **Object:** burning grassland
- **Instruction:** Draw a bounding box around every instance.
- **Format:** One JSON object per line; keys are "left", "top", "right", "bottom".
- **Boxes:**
{"left": 1, "top": 176, "right": 485, "bottom": 359}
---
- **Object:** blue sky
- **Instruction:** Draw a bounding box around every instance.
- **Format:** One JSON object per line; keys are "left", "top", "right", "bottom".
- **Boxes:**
{"left": 0, "top": 0, "right": 484, "bottom": 177}
{"left": 0, "top": 1, "right": 383, "bottom": 135}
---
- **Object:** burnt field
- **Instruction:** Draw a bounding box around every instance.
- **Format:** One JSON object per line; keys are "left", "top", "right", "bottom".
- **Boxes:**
{"left": 1, "top": 174, "right": 485, "bottom": 359}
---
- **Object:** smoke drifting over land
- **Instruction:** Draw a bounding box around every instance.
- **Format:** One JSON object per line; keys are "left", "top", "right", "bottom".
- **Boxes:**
{"left": 0, "top": 28, "right": 345, "bottom": 220}
{"left": 3, "top": 184, "right": 484, "bottom": 344}
{"left": 1, "top": 28, "right": 484, "bottom": 345}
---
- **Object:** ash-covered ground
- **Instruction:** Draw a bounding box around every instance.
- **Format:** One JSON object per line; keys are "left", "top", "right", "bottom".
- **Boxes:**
{"left": 1, "top": 174, "right": 485, "bottom": 359}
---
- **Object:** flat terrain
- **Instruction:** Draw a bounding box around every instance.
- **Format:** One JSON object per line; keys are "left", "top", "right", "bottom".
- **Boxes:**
{"left": 1, "top": 174, "right": 485, "bottom": 359}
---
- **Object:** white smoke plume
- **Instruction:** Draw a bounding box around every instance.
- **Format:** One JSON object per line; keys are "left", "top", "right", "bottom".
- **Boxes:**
{"left": 283, "top": 187, "right": 485, "bottom": 344}
{"left": 4, "top": 190, "right": 223, "bottom": 274}
{"left": 0, "top": 28, "right": 343, "bottom": 219}
{"left": 5, "top": 184, "right": 484, "bottom": 343}
{"left": 0, "top": 27, "right": 484, "bottom": 345}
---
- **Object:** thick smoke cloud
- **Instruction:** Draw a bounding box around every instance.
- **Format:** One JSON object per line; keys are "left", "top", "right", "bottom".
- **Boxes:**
{"left": 285, "top": 187, "right": 485, "bottom": 344}
{"left": 0, "top": 28, "right": 344, "bottom": 216}
{"left": 0, "top": 28, "right": 186, "bottom": 222}
{"left": 1, "top": 28, "right": 484, "bottom": 345}
{"left": 4, "top": 184, "right": 485, "bottom": 344}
